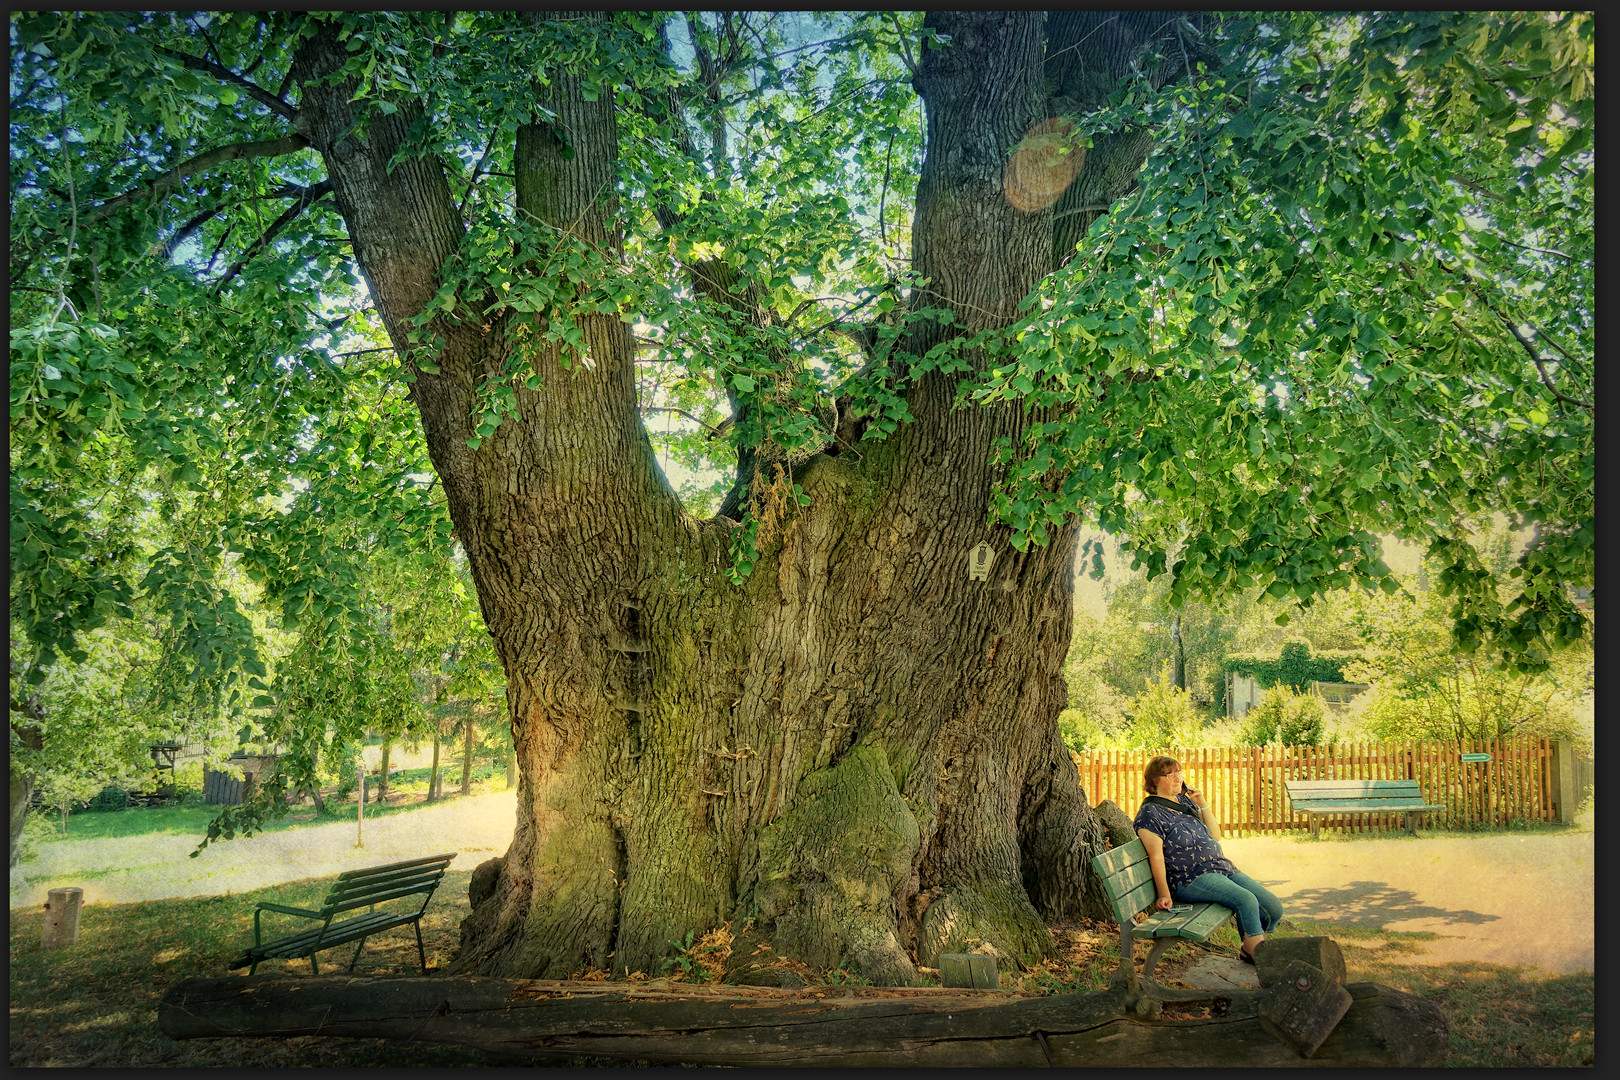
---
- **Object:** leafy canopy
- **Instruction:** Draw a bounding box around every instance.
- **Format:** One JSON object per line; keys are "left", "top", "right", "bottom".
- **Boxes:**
{"left": 9, "top": 10, "right": 1593, "bottom": 772}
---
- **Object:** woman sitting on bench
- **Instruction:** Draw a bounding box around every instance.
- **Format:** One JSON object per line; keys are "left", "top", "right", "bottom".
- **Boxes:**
{"left": 1134, "top": 754, "right": 1283, "bottom": 964}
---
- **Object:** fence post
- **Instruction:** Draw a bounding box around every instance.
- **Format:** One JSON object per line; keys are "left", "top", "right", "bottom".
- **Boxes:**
{"left": 1549, "top": 740, "right": 1579, "bottom": 824}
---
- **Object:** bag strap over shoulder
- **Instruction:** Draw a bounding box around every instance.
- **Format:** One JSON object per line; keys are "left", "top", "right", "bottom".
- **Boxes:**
{"left": 1142, "top": 795, "right": 1199, "bottom": 817}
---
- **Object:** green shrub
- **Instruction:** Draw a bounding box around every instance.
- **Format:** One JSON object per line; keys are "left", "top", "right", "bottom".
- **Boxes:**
{"left": 1238, "top": 687, "right": 1325, "bottom": 747}
{"left": 1124, "top": 676, "right": 1205, "bottom": 748}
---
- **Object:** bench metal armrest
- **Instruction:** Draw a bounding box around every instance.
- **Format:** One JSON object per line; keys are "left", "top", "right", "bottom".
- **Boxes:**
{"left": 257, "top": 902, "right": 324, "bottom": 919}
{"left": 254, "top": 903, "right": 327, "bottom": 948}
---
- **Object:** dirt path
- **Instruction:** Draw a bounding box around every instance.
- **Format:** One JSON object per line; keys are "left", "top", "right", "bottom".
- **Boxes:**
{"left": 11, "top": 796, "right": 1592, "bottom": 976}
{"left": 1220, "top": 825, "right": 1594, "bottom": 975}
{"left": 8, "top": 790, "right": 519, "bottom": 911}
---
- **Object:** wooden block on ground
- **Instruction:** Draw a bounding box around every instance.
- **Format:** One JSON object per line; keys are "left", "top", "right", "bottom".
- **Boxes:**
{"left": 1257, "top": 960, "right": 1354, "bottom": 1058}
{"left": 1253, "top": 936, "right": 1346, "bottom": 988}
{"left": 938, "top": 952, "right": 999, "bottom": 989}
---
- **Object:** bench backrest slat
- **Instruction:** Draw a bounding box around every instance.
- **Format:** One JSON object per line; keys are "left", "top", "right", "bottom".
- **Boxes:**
{"left": 327, "top": 867, "right": 448, "bottom": 904}
{"left": 335, "top": 853, "right": 456, "bottom": 884}
{"left": 319, "top": 854, "right": 454, "bottom": 915}
{"left": 1285, "top": 779, "right": 1424, "bottom": 797}
{"left": 1091, "top": 839, "right": 1160, "bottom": 926}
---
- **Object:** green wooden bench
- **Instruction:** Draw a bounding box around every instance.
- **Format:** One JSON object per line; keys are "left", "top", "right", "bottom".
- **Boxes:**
{"left": 1091, "top": 838, "right": 1234, "bottom": 995}
{"left": 228, "top": 853, "right": 455, "bottom": 976}
{"left": 1284, "top": 779, "right": 1445, "bottom": 837}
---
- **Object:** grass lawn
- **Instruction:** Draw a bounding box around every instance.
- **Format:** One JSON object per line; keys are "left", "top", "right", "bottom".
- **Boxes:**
{"left": 9, "top": 872, "right": 1592, "bottom": 1068}
{"left": 26, "top": 769, "right": 513, "bottom": 847}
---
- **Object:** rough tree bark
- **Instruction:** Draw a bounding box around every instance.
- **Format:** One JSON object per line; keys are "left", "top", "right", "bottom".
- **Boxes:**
{"left": 287, "top": 11, "right": 1209, "bottom": 984}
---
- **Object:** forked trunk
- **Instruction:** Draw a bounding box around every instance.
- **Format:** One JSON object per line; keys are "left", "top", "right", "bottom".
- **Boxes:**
{"left": 289, "top": 11, "right": 1173, "bottom": 985}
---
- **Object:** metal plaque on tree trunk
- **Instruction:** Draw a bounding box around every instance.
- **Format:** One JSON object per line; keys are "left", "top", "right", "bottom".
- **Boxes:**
{"left": 968, "top": 541, "right": 996, "bottom": 581}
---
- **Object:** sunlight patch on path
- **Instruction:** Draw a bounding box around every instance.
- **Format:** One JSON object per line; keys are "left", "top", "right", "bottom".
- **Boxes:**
{"left": 1221, "top": 828, "right": 1594, "bottom": 975}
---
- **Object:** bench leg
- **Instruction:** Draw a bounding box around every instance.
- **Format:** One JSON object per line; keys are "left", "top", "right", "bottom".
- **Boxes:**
{"left": 1310, "top": 816, "right": 1320, "bottom": 839}
{"left": 1142, "top": 937, "right": 1175, "bottom": 989}
{"left": 414, "top": 921, "right": 428, "bottom": 974}
{"left": 310, "top": 951, "right": 319, "bottom": 976}
{"left": 350, "top": 936, "right": 367, "bottom": 972}
{"left": 1117, "top": 924, "right": 1137, "bottom": 995}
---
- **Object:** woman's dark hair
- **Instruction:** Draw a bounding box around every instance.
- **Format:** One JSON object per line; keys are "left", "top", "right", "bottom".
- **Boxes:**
{"left": 1144, "top": 755, "right": 1180, "bottom": 795}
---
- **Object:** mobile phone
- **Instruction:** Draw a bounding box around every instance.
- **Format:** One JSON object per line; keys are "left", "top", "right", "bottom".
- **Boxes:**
{"left": 1181, "top": 780, "right": 1189, "bottom": 793}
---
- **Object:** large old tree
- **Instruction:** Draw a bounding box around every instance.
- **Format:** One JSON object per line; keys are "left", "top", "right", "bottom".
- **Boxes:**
{"left": 10, "top": 12, "right": 1593, "bottom": 980}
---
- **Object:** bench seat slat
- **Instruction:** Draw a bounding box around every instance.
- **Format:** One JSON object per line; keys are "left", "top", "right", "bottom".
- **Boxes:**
{"left": 258, "top": 912, "right": 403, "bottom": 955}
{"left": 1132, "top": 902, "right": 1232, "bottom": 941}
{"left": 232, "top": 911, "right": 412, "bottom": 966}
{"left": 1289, "top": 799, "right": 1445, "bottom": 806}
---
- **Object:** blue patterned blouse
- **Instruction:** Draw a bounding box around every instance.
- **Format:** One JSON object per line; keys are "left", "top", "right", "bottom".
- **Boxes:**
{"left": 1132, "top": 794, "right": 1237, "bottom": 893}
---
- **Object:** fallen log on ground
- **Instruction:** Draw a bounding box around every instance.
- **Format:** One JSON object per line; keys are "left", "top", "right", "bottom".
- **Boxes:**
{"left": 158, "top": 976, "right": 1448, "bottom": 1066}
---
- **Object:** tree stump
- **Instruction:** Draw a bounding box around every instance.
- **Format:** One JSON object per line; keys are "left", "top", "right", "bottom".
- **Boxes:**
{"left": 1093, "top": 800, "right": 1138, "bottom": 849}
{"left": 1257, "top": 960, "right": 1354, "bottom": 1058}
{"left": 939, "top": 953, "right": 999, "bottom": 988}
{"left": 40, "top": 887, "right": 84, "bottom": 951}
{"left": 1254, "top": 936, "right": 1347, "bottom": 988}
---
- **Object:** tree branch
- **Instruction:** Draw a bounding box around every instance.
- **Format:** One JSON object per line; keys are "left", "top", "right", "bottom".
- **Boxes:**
{"left": 86, "top": 135, "right": 312, "bottom": 224}
{"left": 157, "top": 46, "right": 300, "bottom": 122}
{"left": 641, "top": 405, "right": 723, "bottom": 437}
{"left": 212, "top": 179, "right": 333, "bottom": 293}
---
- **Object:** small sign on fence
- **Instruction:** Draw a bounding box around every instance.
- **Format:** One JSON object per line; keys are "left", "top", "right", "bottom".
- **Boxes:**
{"left": 1460, "top": 753, "right": 1492, "bottom": 763}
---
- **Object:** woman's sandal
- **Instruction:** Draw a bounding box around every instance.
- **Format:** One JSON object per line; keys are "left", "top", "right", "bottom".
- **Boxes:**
{"left": 1239, "top": 947, "right": 1257, "bottom": 965}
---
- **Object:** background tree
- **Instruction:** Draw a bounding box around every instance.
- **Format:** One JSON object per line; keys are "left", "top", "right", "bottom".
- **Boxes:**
{"left": 1342, "top": 532, "right": 1591, "bottom": 746}
{"left": 10, "top": 11, "right": 1592, "bottom": 982}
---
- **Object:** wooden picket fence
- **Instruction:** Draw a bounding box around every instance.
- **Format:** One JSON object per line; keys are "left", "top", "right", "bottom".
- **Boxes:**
{"left": 1074, "top": 736, "right": 1556, "bottom": 835}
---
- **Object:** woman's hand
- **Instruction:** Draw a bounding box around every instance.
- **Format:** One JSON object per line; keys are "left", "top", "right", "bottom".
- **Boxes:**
{"left": 1155, "top": 895, "right": 1173, "bottom": 911}
{"left": 1185, "top": 784, "right": 1208, "bottom": 810}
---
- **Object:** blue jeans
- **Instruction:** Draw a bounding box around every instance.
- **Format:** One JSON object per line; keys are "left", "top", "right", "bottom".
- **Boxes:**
{"left": 1176, "top": 870, "right": 1283, "bottom": 940}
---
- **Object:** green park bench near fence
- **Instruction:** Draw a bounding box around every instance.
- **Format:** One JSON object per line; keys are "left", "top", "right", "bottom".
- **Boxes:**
{"left": 1284, "top": 779, "right": 1445, "bottom": 837}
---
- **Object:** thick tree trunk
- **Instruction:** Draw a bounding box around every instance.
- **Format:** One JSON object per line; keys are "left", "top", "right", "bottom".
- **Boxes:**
{"left": 157, "top": 976, "right": 1449, "bottom": 1067}
{"left": 378, "top": 741, "right": 391, "bottom": 805}
{"left": 289, "top": 12, "right": 1205, "bottom": 985}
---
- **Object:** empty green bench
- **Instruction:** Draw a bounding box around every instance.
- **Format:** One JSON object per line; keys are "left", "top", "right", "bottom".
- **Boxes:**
{"left": 1284, "top": 779, "right": 1445, "bottom": 837}
{"left": 229, "top": 853, "right": 455, "bottom": 976}
{"left": 1092, "top": 838, "right": 1234, "bottom": 994}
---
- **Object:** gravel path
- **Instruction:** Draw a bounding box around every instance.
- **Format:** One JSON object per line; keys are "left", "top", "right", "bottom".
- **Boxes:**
{"left": 11, "top": 794, "right": 1592, "bottom": 976}
{"left": 9, "top": 790, "right": 518, "bottom": 911}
